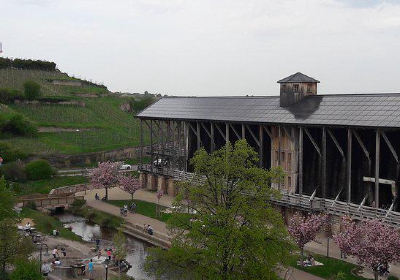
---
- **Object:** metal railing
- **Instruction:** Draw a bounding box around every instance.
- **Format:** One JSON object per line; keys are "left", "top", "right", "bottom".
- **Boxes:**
{"left": 139, "top": 166, "right": 400, "bottom": 227}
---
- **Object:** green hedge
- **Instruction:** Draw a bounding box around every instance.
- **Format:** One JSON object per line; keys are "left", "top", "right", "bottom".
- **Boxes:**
{"left": 25, "top": 159, "right": 55, "bottom": 180}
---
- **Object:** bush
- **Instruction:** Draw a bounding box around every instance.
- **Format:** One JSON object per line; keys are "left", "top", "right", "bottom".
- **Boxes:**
{"left": 0, "top": 142, "right": 28, "bottom": 163}
{"left": 25, "top": 159, "right": 54, "bottom": 180}
{"left": 2, "top": 115, "right": 38, "bottom": 137}
{"left": 0, "top": 88, "right": 19, "bottom": 104}
{"left": 0, "top": 162, "right": 27, "bottom": 182}
{"left": 388, "top": 276, "right": 399, "bottom": 280}
{"left": 10, "top": 259, "right": 44, "bottom": 280}
{"left": 23, "top": 80, "right": 41, "bottom": 100}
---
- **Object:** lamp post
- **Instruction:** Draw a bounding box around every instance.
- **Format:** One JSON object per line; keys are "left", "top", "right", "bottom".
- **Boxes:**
{"left": 36, "top": 242, "right": 49, "bottom": 272}
{"left": 104, "top": 263, "right": 109, "bottom": 280}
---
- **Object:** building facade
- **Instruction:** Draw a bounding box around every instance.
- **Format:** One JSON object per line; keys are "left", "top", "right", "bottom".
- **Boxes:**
{"left": 136, "top": 72, "right": 400, "bottom": 227}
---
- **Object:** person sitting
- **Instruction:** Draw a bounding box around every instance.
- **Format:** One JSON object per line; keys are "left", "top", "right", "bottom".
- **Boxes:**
{"left": 147, "top": 225, "right": 154, "bottom": 235}
{"left": 130, "top": 202, "right": 137, "bottom": 213}
{"left": 101, "top": 196, "right": 107, "bottom": 201}
{"left": 53, "top": 229, "right": 59, "bottom": 236}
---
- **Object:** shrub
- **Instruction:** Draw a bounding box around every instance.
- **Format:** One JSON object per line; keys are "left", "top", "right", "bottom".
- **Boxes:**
{"left": 0, "top": 142, "right": 28, "bottom": 162}
{"left": 2, "top": 115, "right": 38, "bottom": 137}
{"left": 23, "top": 80, "right": 41, "bottom": 100}
{"left": 10, "top": 259, "right": 44, "bottom": 280}
{"left": 388, "top": 276, "right": 399, "bottom": 280}
{"left": 0, "top": 88, "right": 19, "bottom": 104}
{"left": 0, "top": 162, "right": 27, "bottom": 182}
{"left": 25, "top": 159, "right": 54, "bottom": 180}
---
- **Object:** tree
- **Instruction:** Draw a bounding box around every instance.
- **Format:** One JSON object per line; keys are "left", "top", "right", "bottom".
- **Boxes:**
{"left": 333, "top": 218, "right": 400, "bottom": 280}
{"left": 113, "top": 230, "right": 127, "bottom": 280}
{"left": 0, "top": 176, "right": 15, "bottom": 221}
{"left": 0, "top": 218, "right": 34, "bottom": 278}
{"left": 146, "top": 140, "right": 292, "bottom": 280}
{"left": 89, "top": 161, "right": 120, "bottom": 201}
{"left": 288, "top": 213, "right": 327, "bottom": 265}
{"left": 10, "top": 259, "right": 44, "bottom": 280}
{"left": 23, "top": 81, "right": 41, "bottom": 100}
{"left": 118, "top": 174, "right": 140, "bottom": 200}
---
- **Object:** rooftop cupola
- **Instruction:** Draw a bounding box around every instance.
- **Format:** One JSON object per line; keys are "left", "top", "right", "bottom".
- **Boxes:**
{"left": 278, "top": 72, "right": 320, "bottom": 107}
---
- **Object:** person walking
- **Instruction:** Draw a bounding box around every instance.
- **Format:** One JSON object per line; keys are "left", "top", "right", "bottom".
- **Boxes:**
{"left": 107, "top": 249, "right": 112, "bottom": 261}
{"left": 52, "top": 248, "right": 59, "bottom": 259}
{"left": 87, "top": 259, "right": 94, "bottom": 280}
{"left": 61, "top": 247, "right": 67, "bottom": 258}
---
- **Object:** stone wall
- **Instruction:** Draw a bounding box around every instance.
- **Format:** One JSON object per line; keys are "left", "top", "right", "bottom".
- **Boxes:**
{"left": 50, "top": 184, "right": 87, "bottom": 195}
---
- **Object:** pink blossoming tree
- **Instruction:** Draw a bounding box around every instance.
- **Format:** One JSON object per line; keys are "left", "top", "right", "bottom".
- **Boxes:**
{"left": 333, "top": 218, "right": 400, "bottom": 280}
{"left": 288, "top": 213, "right": 327, "bottom": 265}
{"left": 89, "top": 161, "right": 120, "bottom": 201}
{"left": 118, "top": 174, "right": 140, "bottom": 200}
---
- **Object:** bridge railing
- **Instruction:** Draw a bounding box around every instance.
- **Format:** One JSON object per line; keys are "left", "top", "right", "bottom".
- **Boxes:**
{"left": 21, "top": 195, "right": 84, "bottom": 208}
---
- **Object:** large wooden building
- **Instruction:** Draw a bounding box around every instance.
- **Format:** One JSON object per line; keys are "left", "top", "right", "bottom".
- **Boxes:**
{"left": 136, "top": 72, "right": 400, "bottom": 227}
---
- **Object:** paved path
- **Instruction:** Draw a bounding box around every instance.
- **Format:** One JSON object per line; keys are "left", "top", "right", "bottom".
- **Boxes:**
{"left": 79, "top": 187, "right": 400, "bottom": 279}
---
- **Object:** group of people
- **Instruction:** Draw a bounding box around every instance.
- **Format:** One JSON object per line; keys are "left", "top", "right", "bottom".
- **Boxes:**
{"left": 143, "top": 224, "right": 154, "bottom": 235}
{"left": 302, "top": 254, "right": 316, "bottom": 267}
{"left": 94, "top": 193, "right": 107, "bottom": 201}
{"left": 120, "top": 202, "right": 137, "bottom": 216}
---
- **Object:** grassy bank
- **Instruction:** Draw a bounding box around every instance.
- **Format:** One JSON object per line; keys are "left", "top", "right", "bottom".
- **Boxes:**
{"left": 290, "top": 253, "right": 366, "bottom": 280}
{"left": 20, "top": 208, "right": 82, "bottom": 242}
{"left": 70, "top": 200, "right": 124, "bottom": 229}
{"left": 108, "top": 200, "right": 172, "bottom": 223}
{"left": 13, "top": 175, "right": 88, "bottom": 196}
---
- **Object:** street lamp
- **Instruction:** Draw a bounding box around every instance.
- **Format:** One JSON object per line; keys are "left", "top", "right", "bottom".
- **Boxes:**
{"left": 36, "top": 242, "right": 49, "bottom": 272}
{"left": 104, "top": 263, "right": 109, "bottom": 280}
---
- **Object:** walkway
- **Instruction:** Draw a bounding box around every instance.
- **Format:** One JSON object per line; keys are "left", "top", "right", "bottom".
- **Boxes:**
{"left": 79, "top": 187, "right": 400, "bottom": 279}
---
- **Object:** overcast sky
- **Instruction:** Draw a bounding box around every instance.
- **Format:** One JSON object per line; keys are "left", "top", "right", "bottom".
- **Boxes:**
{"left": 1, "top": 0, "right": 400, "bottom": 96}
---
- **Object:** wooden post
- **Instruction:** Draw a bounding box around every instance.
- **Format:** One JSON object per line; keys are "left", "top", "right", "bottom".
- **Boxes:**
{"left": 375, "top": 130, "right": 380, "bottom": 208}
{"left": 241, "top": 124, "right": 245, "bottom": 139}
{"left": 211, "top": 123, "right": 215, "bottom": 152}
{"left": 322, "top": 127, "right": 327, "bottom": 198}
{"left": 140, "top": 119, "right": 143, "bottom": 168}
{"left": 150, "top": 120, "right": 154, "bottom": 172}
{"left": 278, "top": 126, "right": 282, "bottom": 190}
{"left": 184, "top": 122, "right": 188, "bottom": 171}
{"left": 225, "top": 123, "right": 230, "bottom": 145}
{"left": 347, "top": 129, "right": 352, "bottom": 203}
{"left": 196, "top": 122, "right": 201, "bottom": 150}
{"left": 259, "top": 125, "right": 264, "bottom": 167}
{"left": 299, "top": 127, "right": 303, "bottom": 195}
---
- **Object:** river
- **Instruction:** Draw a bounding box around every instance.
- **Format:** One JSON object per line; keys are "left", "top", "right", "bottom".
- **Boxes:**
{"left": 54, "top": 212, "right": 154, "bottom": 280}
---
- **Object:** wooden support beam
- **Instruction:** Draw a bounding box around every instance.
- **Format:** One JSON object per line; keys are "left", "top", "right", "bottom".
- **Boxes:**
{"left": 259, "top": 125, "right": 264, "bottom": 167}
{"left": 278, "top": 126, "right": 281, "bottom": 190}
{"left": 241, "top": 124, "right": 246, "bottom": 139}
{"left": 188, "top": 122, "right": 198, "bottom": 137}
{"left": 200, "top": 122, "right": 212, "bottom": 138}
{"left": 143, "top": 120, "right": 158, "bottom": 140}
{"left": 153, "top": 120, "right": 168, "bottom": 140}
{"left": 150, "top": 120, "right": 154, "bottom": 172}
{"left": 299, "top": 127, "right": 303, "bottom": 195}
{"left": 245, "top": 125, "right": 260, "bottom": 147}
{"left": 283, "top": 127, "right": 292, "bottom": 141}
{"left": 230, "top": 124, "right": 241, "bottom": 139}
{"left": 140, "top": 120, "right": 143, "bottom": 167}
{"left": 327, "top": 129, "right": 345, "bottom": 158}
{"left": 184, "top": 122, "right": 188, "bottom": 171}
{"left": 196, "top": 122, "right": 201, "bottom": 150}
{"left": 225, "top": 123, "right": 230, "bottom": 145}
{"left": 263, "top": 125, "right": 272, "bottom": 139}
{"left": 375, "top": 130, "right": 380, "bottom": 208}
{"left": 215, "top": 123, "right": 226, "bottom": 141}
{"left": 210, "top": 123, "right": 215, "bottom": 152}
{"left": 321, "top": 127, "right": 327, "bottom": 198}
{"left": 381, "top": 131, "right": 399, "bottom": 163}
{"left": 304, "top": 128, "right": 321, "bottom": 156}
{"left": 352, "top": 130, "right": 371, "bottom": 161}
{"left": 347, "top": 129, "right": 352, "bottom": 203}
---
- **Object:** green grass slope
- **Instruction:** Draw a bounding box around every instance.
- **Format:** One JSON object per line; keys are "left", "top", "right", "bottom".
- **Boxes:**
{"left": 0, "top": 68, "right": 150, "bottom": 155}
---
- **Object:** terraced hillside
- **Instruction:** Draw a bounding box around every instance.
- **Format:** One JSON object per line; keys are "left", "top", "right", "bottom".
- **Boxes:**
{"left": 0, "top": 68, "right": 150, "bottom": 156}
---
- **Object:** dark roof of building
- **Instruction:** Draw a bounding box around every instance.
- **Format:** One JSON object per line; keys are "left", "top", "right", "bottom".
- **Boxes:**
{"left": 277, "top": 72, "right": 320, "bottom": 83}
{"left": 137, "top": 94, "right": 400, "bottom": 128}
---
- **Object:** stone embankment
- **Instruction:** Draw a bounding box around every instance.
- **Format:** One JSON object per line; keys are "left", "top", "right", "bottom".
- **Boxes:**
{"left": 50, "top": 184, "right": 87, "bottom": 195}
